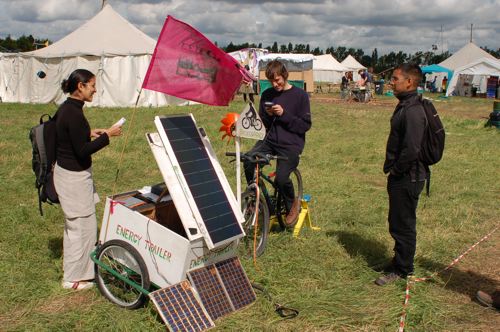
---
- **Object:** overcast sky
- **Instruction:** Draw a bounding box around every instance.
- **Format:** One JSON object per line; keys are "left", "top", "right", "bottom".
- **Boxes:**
{"left": 1, "top": 0, "right": 499, "bottom": 56}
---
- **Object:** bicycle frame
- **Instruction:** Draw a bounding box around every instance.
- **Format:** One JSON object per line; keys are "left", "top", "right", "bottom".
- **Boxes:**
{"left": 252, "top": 165, "right": 279, "bottom": 217}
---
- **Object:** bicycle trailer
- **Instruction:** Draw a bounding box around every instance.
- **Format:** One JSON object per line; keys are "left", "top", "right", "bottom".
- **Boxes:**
{"left": 93, "top": 114, "right": 256, "bottom": 331}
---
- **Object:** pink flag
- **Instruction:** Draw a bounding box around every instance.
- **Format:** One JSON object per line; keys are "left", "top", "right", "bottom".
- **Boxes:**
{"left": 142, "top": 16, "right": 248, "bottom": 106}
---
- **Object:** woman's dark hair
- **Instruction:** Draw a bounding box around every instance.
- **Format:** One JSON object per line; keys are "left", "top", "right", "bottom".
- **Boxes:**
{"left": 265, "top": 60, "right": 288, "bottom": 80}
{"left": 61, "top": 69, "right": 95, "bottom": 94}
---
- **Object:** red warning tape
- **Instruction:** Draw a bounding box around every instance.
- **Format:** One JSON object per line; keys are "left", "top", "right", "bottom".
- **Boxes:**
{"left": 397, "top": 224, "right": 499, "bottom": 332}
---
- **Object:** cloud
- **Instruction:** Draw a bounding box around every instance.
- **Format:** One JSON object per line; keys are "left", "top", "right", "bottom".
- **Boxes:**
{"left": 0, "top": 0, "right": 498, "bottom": 55}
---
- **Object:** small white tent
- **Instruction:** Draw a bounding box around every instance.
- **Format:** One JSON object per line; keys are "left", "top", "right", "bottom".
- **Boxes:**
{"left": 445, "top": 57, "right": 500, "bottom": 97}
{"left": 313, "top": 54, "right": 347, "bottom": 83}
{"left": 341, "top": 55, "right": 366, "bottom": 81}
{"left": 0, "top": 4, "right": 187, "bottom": 107}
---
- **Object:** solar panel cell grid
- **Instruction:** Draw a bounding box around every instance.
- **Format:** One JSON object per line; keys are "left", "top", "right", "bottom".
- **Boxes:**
{"left": 188, "top": 265, "right": 234, "bottom": 320}
{"left": 149, "top": 281, "right": 214, "bottom": 332}
{"left": 158, "top": 115, "right": 243, "bottom": 247}
{"left": 215, "top": 257, "right": 256, "bottom": 310}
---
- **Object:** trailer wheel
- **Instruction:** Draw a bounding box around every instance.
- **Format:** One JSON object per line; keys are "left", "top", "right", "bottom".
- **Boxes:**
{"left": 95, "top": 239, "right": 150, "bottom": 309}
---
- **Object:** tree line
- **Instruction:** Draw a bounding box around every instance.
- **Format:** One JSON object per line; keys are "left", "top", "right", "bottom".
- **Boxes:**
{"left": 222, "top": 41, "right": 500, "bottom": 75}
{"left": 0, "top": 35, "right": 51, "bottom": 52}
{"left": 2, "top": 35, "right": 499, "bottom": 76}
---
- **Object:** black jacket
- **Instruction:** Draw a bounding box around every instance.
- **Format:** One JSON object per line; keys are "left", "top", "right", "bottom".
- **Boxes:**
{"left": 56, "top": 97, "right": 109, "bottom": 171}
{"left": 384, "top": 91, "right": 427, "bottom": 181}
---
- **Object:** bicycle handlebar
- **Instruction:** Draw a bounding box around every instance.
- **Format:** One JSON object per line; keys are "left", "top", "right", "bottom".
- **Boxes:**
{"left": 225, "top": 151, "right": 288, "bottom": 164}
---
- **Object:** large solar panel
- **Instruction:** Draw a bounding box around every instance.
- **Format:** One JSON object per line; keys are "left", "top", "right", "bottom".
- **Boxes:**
{"left": 149, "top": 280, "right": 214, "bottom": 332}
{"left": 215, "top": 257, "right": 256, "bottom": 310}
{"left": 187, "top": 265, "right": 234, "bottom": 320}
{"left": 156, "top": 115, "right": 243, "bottom": 248}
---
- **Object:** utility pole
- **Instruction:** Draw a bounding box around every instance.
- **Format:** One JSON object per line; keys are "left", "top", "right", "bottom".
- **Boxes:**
{"left": 470, "top": 24, "right": 473, "bottom": 43}
{"left": 440, "top": 25, "right": 443, "bottom": 55}
{"left": 101, "top": 0, "right": 107, "bottom": 9}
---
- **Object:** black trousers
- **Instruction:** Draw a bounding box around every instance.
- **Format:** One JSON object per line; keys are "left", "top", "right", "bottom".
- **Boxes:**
{"left": 244, "top": 141, "right": 300, "bottom": 212}
{"left": 387, "top": 174, "right": 424, "bottom": 276}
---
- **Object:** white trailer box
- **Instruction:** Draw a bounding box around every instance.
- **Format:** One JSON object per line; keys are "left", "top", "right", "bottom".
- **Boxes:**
{"left": 98, "top": 114, "right": 245, "bottom": 288}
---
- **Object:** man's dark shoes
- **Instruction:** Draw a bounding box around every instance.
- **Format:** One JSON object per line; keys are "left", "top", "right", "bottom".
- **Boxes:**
{"left": 374, "top": 272, "right": 403, "bottom": 286}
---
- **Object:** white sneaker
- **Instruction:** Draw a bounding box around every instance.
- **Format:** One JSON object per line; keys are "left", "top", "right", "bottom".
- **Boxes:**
{"left": 62, "top": 281, "right": 94, "bottom": 290}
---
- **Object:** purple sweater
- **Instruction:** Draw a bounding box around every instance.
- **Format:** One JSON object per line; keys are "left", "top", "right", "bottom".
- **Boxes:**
{"left": 259, "top": 86, "right": 312, "bottom": 154}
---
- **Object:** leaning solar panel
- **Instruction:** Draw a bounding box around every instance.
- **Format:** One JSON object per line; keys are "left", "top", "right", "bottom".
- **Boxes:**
{"left": 156, "top": 115, "right": 243, "bottom": 247}
{"left": 187, "top": 265, "right": 234, "bottom": 320}
{"left": 149, "top": 280, "right": 214, "bottom": 332}
{"left": 215, "top": 257, "right": 256, "bottom": 310}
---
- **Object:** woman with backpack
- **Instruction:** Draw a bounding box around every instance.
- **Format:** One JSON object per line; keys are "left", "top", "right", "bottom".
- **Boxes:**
{"left": 54, "top": 69, "right": 121, "bottom": 290}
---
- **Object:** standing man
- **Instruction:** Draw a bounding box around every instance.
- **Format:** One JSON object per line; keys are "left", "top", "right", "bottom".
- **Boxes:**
{"left": 375, "top": 63, "right": 427, "bottom": 286}
{"left": 244, "top": 60, "right": 311, "bottom": 227}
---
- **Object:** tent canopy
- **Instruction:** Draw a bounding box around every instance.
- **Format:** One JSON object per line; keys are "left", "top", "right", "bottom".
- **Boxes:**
{"left": 313, "top": 54, "right": 347, "bottom": 83}
{"left": 439, "top": 42, "right": 497, "bottom": 70}
{"left": 445, "top": 57, "right": 500, "bottom": 96}
{"left": 23, "top": 4, "right": 156, "bottom": 58}
{"left": 341, "top": 55, "right": 366, "bottom": 71}
{"left": 421, "top": 64, "right": 453, "bottom": 79}
{"left": 313, "top": 54, "right": 347, "bottom": 71}
{"left": 0, "top": 4, "right": 187, "bottom": 107}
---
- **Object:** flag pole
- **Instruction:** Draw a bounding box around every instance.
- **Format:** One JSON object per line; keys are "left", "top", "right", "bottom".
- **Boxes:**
{"left": 235, "top": 136, "right": 241, "bottom": 207}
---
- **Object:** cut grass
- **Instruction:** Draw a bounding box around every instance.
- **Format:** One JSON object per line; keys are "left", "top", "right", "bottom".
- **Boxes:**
{"left": 0, "top": 93, "right": 499, "bottom": 331}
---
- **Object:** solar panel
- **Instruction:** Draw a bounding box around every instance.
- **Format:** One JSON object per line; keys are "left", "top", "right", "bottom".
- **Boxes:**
{"left": 187, "top": 265, "right": 234, "bottom": 320}
{"left": 149, "top": 280, "right": 214, "bottom": 332}
{"left": 215, "top": 257, "right": 256, "bottom": 310}
{"left": 188, "top": 257, "right": 256, "bottom": 321}
{"left": 155, "top": 115, "right": 244, "bottom": 249}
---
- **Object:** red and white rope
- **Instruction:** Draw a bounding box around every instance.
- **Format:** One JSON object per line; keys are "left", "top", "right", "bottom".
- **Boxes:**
{"left": 397, "top": 223, "right": 499, "bottom": 332}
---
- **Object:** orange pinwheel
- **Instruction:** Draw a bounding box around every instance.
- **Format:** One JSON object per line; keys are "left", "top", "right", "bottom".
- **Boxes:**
{"left": 219, "top": 113, "right": 239, "bottom": 141}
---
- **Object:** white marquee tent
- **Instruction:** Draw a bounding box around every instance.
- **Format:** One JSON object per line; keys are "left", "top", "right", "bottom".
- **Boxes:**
{"left": 0, "top": 4, "right": 187, "bottom": 107}
{"left": 341, "top": 55, "right": 366, "bottom": 81}
{"left": 445, "top": 57, "right": 500, "bottom": 97}
{"left": 313, "top": 54, "right": 347, "bottom": 83}
{"left": 439, "top": 42, "right": 499, "bottom": 97}
{"left": 439, "top": 42, "right": 497, "bottom": 70}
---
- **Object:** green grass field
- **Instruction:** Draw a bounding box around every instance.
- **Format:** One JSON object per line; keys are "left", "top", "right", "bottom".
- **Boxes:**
{"left": 1, "top": 93, "right": 499, "bottom": 331}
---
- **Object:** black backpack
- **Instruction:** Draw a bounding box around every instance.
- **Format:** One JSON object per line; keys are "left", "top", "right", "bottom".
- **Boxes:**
{"left": 419, "top": 96, "right": 445, "bottom": 166}
{"left": 412, "top": 96, "right": 445, "bottom": 196}
{"left": 29, "top": 113, "right": 59, "bottom": 215}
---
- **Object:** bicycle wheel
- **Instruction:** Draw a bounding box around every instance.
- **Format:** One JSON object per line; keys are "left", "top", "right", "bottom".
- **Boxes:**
{"left": 239, "top": 189, "right": 270, "bottom": 257}
{"left": 242, "top": 117, "right": 250, "bottom": 129}
{"left": 276, "top": 169, "right": 303, "bottom": 229}
{"left": 95, "top": 239, "right": 150, "bottom": 309}
{"left": 253, "top": 119, "right": 263, "bottom": 131}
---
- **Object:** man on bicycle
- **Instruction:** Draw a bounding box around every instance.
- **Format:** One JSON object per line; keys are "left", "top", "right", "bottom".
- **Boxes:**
{"left": 244, "top": 60, "right": 311, "bottom": 226}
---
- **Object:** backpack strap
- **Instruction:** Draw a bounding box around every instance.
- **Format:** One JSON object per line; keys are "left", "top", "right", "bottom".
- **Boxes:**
{"left": 37, "top": 185, "right": 44, "bottom": 216}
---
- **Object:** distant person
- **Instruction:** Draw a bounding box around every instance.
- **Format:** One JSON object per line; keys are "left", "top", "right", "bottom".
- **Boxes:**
{"left": 442, "top": 76, "right": 448, "bottom": 92}
{"left": 357, "top": 69, "right": 368, "bottom": 87}
{"left": 54, "top": 69, "right": 122, "bottom": 290}
{"left": 375, "top": 63, "right": 428, "bottom": 286}
{"left": 431, "top": 76, "right": 437, "bottom": 92}
{"left": 244, "top": 60, "right": 311, "bottom": 226}
{"left": 341, "top": 72, "right": 351, "bottom": 90}
{"left": 366, "top": 67, "right": 374, "bottom": 90}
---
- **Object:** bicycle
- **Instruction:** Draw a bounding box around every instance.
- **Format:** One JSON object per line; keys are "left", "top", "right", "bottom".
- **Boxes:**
{"left": 226, "top": 151, "right": 303, "bottom": 257}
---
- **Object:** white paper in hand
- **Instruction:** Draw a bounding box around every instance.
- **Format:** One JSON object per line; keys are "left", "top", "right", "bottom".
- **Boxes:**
{"left": 113, "top": 117, "right": 126, "bottom": 127}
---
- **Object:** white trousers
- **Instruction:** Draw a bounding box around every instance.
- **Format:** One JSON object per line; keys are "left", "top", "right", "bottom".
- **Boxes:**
{"left": 54, "top": 163, "right": 99, "bottom": 282}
